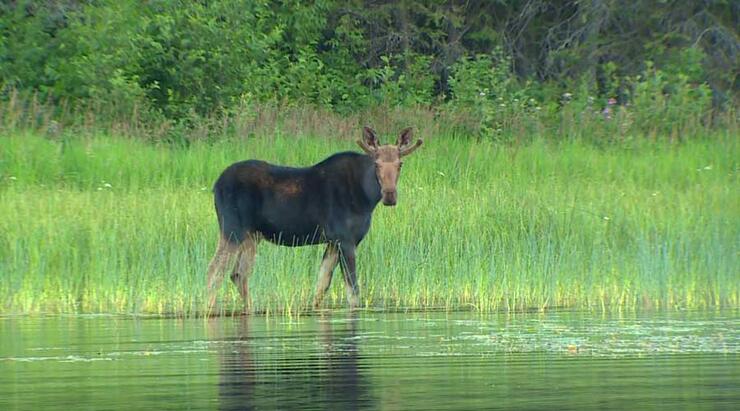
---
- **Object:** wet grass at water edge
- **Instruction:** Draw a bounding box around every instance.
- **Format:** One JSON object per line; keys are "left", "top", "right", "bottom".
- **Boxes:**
{"left": 0, "top": 131, "right": 737, "bottom": 315}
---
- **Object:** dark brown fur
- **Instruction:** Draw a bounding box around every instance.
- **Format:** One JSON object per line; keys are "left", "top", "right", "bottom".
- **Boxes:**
{"left": 206, "top": 127, "right": 422, "bottom": 312}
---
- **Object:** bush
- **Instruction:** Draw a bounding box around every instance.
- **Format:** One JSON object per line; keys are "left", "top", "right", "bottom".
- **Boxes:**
{"left": 448, "top": 49, "right": 539, "bottom": 140}
{"left": 0, "top": 1, "right": 734, "bottom": 138}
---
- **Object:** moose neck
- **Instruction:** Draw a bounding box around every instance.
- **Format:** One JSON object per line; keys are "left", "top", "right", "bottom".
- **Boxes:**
{"left": 358, "top": 155, "right": 383, "bottom": 209}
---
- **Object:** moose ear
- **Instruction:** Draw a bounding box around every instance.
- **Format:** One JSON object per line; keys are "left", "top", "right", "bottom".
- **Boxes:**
{"left": 363, "top": 126, "right": 379, "bottom": 147}
{"left": 357, "top": 126, "right": 378, "bottom": 154}
{"left": 397, "top": 127, "right": 414, "bottom": 147}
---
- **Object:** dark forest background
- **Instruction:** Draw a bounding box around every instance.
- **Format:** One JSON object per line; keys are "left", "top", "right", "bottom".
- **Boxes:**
{"left": 1, "top": 1, "right": 737, "bottom": 140}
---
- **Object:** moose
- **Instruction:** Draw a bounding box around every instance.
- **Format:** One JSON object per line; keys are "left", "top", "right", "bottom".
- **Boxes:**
{"left": 206, "top": 126, "right": 423, "bottom": 312}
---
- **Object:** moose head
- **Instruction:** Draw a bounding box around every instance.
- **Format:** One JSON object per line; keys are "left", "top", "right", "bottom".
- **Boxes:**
{"left": 357, "top": 126, "right": 423, "bottom": 206}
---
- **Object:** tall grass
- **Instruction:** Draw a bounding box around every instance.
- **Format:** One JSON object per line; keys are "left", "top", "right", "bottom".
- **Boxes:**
{"left": 0, "top": 130, "right": 737, "bottom": 315}
{"left": 2, "top": 87, "right": 736, "bottom": 145}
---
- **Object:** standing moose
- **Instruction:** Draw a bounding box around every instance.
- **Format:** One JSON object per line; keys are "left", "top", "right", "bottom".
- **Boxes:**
{"left": 206, "top": 127, "right": 423, "bottom": 313}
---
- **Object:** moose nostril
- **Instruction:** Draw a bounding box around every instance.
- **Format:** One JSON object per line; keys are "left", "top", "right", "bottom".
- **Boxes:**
{"left": 382, "top": 191, "right": 397, "bottom": 205}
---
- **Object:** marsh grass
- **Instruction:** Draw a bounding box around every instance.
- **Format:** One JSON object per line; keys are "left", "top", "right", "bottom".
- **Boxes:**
{"left": 0, "top": 131, "right": 737, "bottom": 315}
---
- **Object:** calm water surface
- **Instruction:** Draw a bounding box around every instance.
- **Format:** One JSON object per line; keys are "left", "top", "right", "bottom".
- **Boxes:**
{"left": 1, "top": 310, "right": 738, "bottom": 410}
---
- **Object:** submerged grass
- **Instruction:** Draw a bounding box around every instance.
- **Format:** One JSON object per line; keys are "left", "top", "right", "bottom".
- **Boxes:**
{"left": 0, "top": 131, "right": 737, "bottom": 315}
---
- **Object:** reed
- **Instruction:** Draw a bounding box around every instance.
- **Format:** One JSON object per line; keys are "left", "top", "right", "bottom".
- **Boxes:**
{"left": 0, "top": 131, "right": 737, "bottom": 315}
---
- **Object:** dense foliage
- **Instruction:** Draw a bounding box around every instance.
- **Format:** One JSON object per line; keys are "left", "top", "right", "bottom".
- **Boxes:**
{"left": 0, "top": 1, "right": 737, "bottom": 138}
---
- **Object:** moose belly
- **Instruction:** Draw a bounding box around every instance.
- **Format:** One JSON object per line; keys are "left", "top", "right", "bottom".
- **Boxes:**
{"left": 257, "top": 225, "right": 326, "bottom": 246}
{"left": 255, "top": 198, "right": 327, "bottom": 246}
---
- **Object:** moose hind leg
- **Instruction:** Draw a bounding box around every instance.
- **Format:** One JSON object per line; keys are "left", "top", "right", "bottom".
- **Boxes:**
{"left": 313, "top": 243, "right": 339, "bottom": 309}
{"left": 230, "top": 235, "right": 259, "bottom": 313}
{"left": 206, "top": 236, "right": 240, "bottom": 314}
{"left": 339, "top": 244, "right": 360, "bottom": 309}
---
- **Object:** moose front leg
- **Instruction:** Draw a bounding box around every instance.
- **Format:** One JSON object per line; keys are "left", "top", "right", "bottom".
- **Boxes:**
{"left": 313, "top": 243, "right": 339, "bottom": 309}
{"left": 339, "top": 244, "right": 360, "bottom": 309}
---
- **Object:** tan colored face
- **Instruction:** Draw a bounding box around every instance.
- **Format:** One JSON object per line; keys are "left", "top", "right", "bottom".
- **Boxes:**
{"left": 357, "top": 126, "right": 423, "bottom": 206}
{"left": 374, "top": 145, "right": 403, "bottom": 205}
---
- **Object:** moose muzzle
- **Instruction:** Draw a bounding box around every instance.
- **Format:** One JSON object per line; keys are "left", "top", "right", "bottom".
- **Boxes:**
{"left": 381, "top": 190, "right": 397, "bottom": 206}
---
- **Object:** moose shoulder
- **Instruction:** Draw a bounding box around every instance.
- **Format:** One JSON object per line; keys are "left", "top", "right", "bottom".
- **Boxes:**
{"left": 206, "top": 127, "right": 423, "bottom": 313}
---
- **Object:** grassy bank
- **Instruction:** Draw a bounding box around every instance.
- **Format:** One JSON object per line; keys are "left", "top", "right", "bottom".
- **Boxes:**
{"left": 0, "top": 131, "right": 737, "bottom": 315}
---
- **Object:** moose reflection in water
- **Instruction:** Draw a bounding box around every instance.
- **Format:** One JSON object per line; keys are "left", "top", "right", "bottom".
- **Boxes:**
{"left": 213, "top": 315, "right": 370, "bottom": 410}
{"left": 206, "top": 127, "right": 423, "bottom": 313}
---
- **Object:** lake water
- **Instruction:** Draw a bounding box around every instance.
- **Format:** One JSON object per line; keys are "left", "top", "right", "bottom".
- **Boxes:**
{"left": 1, "top": 310, "right": 738, "bottom": 410}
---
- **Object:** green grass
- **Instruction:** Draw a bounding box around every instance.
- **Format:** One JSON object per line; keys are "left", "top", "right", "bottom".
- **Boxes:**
{"left": 0, "top": 131, "right": 737, "bottom": 315}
